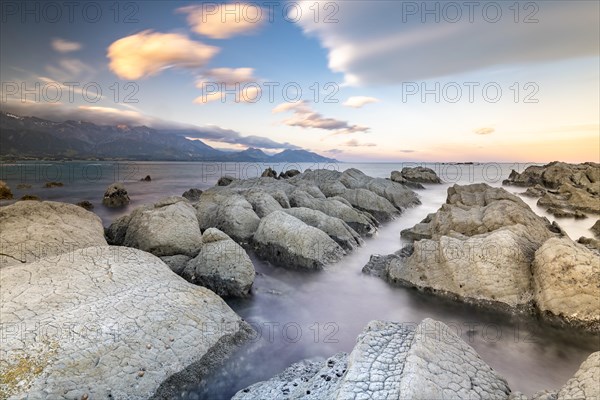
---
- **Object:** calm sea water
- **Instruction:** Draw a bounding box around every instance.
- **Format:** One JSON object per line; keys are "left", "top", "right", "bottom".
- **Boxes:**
{"left": 1, "top": 161, "right": 598, "bottom": 398}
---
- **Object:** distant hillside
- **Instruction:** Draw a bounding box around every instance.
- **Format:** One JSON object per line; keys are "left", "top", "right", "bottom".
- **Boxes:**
{"left": 0, "top": 112, "right": 337, "bottom": 163}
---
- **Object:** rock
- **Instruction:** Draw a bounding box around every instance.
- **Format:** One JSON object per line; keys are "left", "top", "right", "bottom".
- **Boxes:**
{"left": 532, "top": 237, "right": 600, "bottom": 331}
{"left": 217, "top": 176, "right": 236, "bottom": 186}
{"left": 289, "top": 190, "right": 377, "bottom": 236}
{"left": 556, "top": 352, "right": 599, "bottom": 399}
{"left": 390, "top": 171, "right": 425, "bottom": 189}
{"left": 261, "top": 167, "right": 278, "bottom": 179}
{"left": 253, "top": 211, "right": 345, "bottom": 270}
{"left": 244, "top": 190, "right": 282, "bottom": 218}
{"left": 195, "top": 192, "right": 261, "bottom": 243}
{"left": 591, "top": 220, "right": 600, "bottom": 237}
{"left": 0, "top": 180, "right": 13, "bottom": 199}
{"left": 43, "top": 181, "right": 64, "bottom": 188}
{"left": 279, "top": 169, "right": 300, "bottom": 179}
{"left": 399, "top": 166, "right": 442, "bottom": 183}
{"left": 521, "top": 184, "right": 546, "bottom": 198}
{"left": 102, "top": 183, "right": 130, "bottom": 208}
{"left": 391, "top": 226, "right": 538, "bottom": 308}
{"left": 284, "top": 207, "right": 363, "bottom": 251}
{"left": 106, "top": 197, "right": 202, "bottom": 257}
{"left": 182, "top": 228, "right": 255, "bottom": 297}
{"left": 19, "top": 195, "right": 40, "bottom": 201}
{"left": 337, "top": 188, "right": 399, "bottom": 222}
{"left": 577, "top": 237, "right": 600, "bottom": 252}
{"left": 380, "top": 184, "right": 562, "bottom": 312}
{"left": 233, "top": 318, "right": 510, "bottom": 400}
{"left": 141, "top": 175, "right": 151, "bottom": 182}
{"left": 537, "top": 184, "right": 599, "bottom": 214}
{"left": 16, "top": 183, "right": 32, "bottom": 189}
{"left": 504, "top": 162, "right": 599, "bottom": 213}
{"left": 76, "top": 200, "right": 94, "bottom": 211}
{"left": 160, "top": 254, "right": 191, "bottom": 275}
{"left": 182, "top": 188, "right": 203, "bottom": 202}
{"left": 0, "top": 201, "right": 107, "bottom": 267}
{"left": 0, "top": 246, "right": 252, "bottom": 400}
{"left": 546, "top": 207, "right": 587, "bottom": 219}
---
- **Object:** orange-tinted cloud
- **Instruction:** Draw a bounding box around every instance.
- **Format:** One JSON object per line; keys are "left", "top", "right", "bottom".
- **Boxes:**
{"left": 178, "top": 3, "right": 264, "bottom": 39}
{"left": 107, "top": 31, "right": 218, "bottom": 79}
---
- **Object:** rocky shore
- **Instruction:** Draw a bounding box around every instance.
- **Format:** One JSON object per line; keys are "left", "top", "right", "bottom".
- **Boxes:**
{"left": 364, "top": 183, "right": 599, "bottom": 332}
{"left": 1, "top": 164, "right": 598, "bottom": 399}
{"left": 233, "top": 319, "right": 599, "bottom": 400}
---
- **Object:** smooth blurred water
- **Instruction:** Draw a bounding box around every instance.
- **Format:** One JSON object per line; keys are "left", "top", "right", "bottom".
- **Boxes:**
{"left": 1, "top": 161, "right": 598, "bottom": 398}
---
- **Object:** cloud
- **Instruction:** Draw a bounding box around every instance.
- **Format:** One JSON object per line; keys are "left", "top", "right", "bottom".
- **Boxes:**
{"left": 475, "top": 127, "right": 495, "bottom": 135}
{"left": 182, "top": 127, "right": 301, "bottom": 149}
{"left": 399, "top": 149, "right": 415, "bottom": 153}
{"left": 194, "top": 67, "right": 262, "bottom": 104}
{"left": 343, "top": 96, "right": 380, "bottom": 108}
{"left": 3, "top": 101, "right": 301, "bottom": 150}
{"left": 51, "top": 38, "right": 82, "bottom": 53}
{"left": 178, "top": 3, "right": 264, "bottom": 39}
{"left": 45, "top": 59, "right": 95, "bottom": 82}
{"left": 294, "top": 1, "right": 600, "bottom": 85}
{"left": 107, "top": 30, "right": 218, "bottom": 79}
{"left": 343, "top": 139, "right": 376, "bottom": 147}
{"left": 326, "top": 149, "right": 344, "bottom": 154}
{"left": 273, "top": 101, "right": 369, "bottom": 135}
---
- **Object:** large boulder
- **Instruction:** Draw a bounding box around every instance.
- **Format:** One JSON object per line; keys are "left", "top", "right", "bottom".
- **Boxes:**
{"left": 0, "top": 180, "right": 13, "bottom": 199}
{"left": 195, "top": 191, "right": 261, "bottom": 243}
{"left": 398, "top": 166, "right": 442, "bottom": 183}
{"left": 244, "top": 190, "right": 283, "bottom": 218}
{"left": 284, "top": 207, "right": 363, "bottom": 251}
{"left": 106, "top": 196, "right": 202, "bottom": 257}
{"left": 289, "top": 190, "right": 377, "bottom": 236}
{"left": 337, "top": 188, "right": 399, "bottom": 222}
{"left": 532, "top": 238, "right": 600, "bottom": 331}
{"left": 102, "top": 182, "right": 130, "bottom": 208}
{"left": 0, "top": 246, "right": 252, "bottom": 400}
{"left": 182, "top": 228, "right": 255, "bottom": 297}
{"left": 233, "top": 318, "right": 510, "bottom": 399}
{"left": 0, "top": 201, "right": 107, "bottom": 267}
{"left": 253, "top": 211, "right": 345, "bottom": 270}
{"left": 591, "top": 220, "right": 600, "bottom": 237}
{"left": 370, "top": 184, "right": 562, "bottom": 313}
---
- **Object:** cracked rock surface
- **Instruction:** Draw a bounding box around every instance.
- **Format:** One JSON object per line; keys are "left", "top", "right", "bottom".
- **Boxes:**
{"left": 253, "top": 211, "right": 345, "bottom": 270}
{"left": 233, "top": 318, "right": 511, "bottom": 399}
{"left": 0, "top": 200, "right": 107, "bottom": 267}
{"left": 182, "top": 228, "right": 256, "bottom": 297}
{"left": 532, "top": 238, "right": 600, "bottom": 331}
{"left": 106, "top": 196, "right": 203, "bottom": 257}
{"left": 0, "top": 246, "right": 251, "bottom": 399}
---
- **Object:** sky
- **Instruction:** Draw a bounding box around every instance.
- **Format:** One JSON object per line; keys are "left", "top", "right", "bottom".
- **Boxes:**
{"left": 0, "top": 0, "right": 599, "bottom": 162}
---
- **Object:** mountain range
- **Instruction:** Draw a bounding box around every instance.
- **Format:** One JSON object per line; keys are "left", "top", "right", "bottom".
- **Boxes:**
{"left": 0, "top": 112, "right": 337, "bottom": 163}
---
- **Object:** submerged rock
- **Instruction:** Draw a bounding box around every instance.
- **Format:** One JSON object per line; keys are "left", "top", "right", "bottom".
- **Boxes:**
{"left": 43, "top": 181, "right": 64, "bottom": 188}
{"left": 182, "top": 228, "right": 255, "bottom": 297}
{"left": 0, "top": 201, "right": 107, "bottom": 267}
{"left": 546, "top": 207, "right": 587, "bottom": 219}
{"left": 140, "top": 175, "right": 152, "bottom": 182}
{"left": 106, "top": 196, "right": 202, "bottom": 257}
{"left": 0, "top": 246, "right": 252, "bottom": 400}
{"left": 19, "top": 195, "right": 40, "bottom": 201}
{"left": 253, "top": 211, "right": 345, "bottom": 270}
{"left": 102, "top": 182, "right": 130, "bottom": 208}
{"left": 233, "top": 318, "right": 510, "bottom": 399}
{"left": 0, "top": 180, "right": 13, "bottom": 199}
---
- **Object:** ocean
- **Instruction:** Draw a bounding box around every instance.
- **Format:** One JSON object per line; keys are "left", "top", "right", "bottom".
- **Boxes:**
{"left": 1, "top": 161, "right": 598, "bottom": 398}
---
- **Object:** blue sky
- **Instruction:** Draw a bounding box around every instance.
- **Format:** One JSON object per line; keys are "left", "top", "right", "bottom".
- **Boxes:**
{"left": 1, "top": 1, "right": 599, "bottom": 162}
